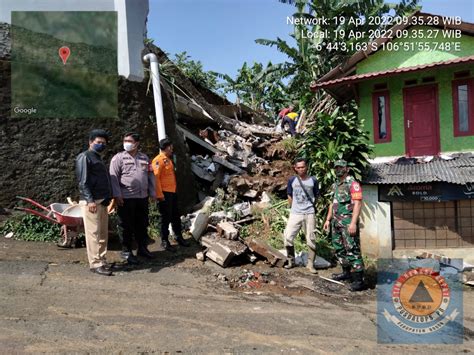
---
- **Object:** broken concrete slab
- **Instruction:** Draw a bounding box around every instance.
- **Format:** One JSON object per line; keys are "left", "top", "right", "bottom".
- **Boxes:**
{"left": 191, "top": 162, "right": 215, "bottom": 182}
{"left": 243, "top": 189, "right": 258, "bottom": 199}
{"left": 201, "top": 234, "right": 247, "bottom": 256}
{"left": 463, "top": 271, "right": 474, "bottom": 286}
{"left": 246, "top": 239, "right": 287, "bottom": 268}
{"left": 212, "top": 155, "right": 244, "bottom": 174}
{"left": 190, "top": 212, "right": 210, "bottom": 241}
{"left": 209, "top": 211, "right": 228, "bottom": 225}
{"left": 196, "top": 251, "right": 206, "bottom": 262}
{"left": 217, "top": 221, "right": 238, "bottom": 240}
{"left": 201, "top": 234, "right": 248, "bottom": 268}
{"left": 206, "top": 243, "right": 234, "bottom": 267}
{"left": 233, "top": 202, "right": 252, "bottom": 218}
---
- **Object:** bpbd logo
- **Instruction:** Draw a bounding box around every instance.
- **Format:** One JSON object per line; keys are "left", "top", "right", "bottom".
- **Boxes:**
{"left": 377, "top": 259, "right": 463, "bottom": 344}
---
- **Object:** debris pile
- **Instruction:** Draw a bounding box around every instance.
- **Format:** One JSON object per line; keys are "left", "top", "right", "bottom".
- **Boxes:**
{"left": 231, "top": 270, "right": 270, "bottom": 289}
{"left": 417, "top": 252, "right": 474, "bottom": 287}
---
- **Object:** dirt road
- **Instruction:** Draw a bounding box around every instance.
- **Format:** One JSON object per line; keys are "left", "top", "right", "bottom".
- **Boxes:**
{"left": 0, "top": 239, "right": 472, "bottom": 353}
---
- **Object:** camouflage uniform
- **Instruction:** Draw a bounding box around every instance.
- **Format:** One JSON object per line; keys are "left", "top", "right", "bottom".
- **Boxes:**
{"left": 330, "top": 175, "right": 364, "bottom": 273}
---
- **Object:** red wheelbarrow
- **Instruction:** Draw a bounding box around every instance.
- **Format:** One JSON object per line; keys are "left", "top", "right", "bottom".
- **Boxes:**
{"left": 15, "top": 196, "right": 84, "bottom": 248}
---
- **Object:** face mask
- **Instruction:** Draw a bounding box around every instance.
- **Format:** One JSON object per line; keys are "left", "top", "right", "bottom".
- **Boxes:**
{"left": 123, "top": 142, "right": 136, "bottom": 152}
{"left": 92, "top": 143, "right": 106, "bottom": 153}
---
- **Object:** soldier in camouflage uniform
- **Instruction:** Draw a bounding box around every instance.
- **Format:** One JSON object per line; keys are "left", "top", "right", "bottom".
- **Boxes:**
{"left": 323, "top": 160, "right": 365, "bottom": 291}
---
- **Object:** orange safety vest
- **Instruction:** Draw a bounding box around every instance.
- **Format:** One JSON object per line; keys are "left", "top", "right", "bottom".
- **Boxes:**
{"left": 152, "top": 152, "right": 177, "bottom": 199}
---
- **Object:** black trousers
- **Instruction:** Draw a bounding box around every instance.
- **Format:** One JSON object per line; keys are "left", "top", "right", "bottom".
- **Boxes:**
{"left": 117, "top": 198, "right": 149, "bottom": 252}
{"left": 159, "top": 192, "right": 182, "bottom": 241}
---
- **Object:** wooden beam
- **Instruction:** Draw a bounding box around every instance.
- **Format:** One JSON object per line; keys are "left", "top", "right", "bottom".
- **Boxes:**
{"left": 176, "top": 125, "right": 222, "bottom": 155}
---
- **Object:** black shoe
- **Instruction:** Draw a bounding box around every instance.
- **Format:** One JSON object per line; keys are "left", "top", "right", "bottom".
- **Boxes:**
{"left": 104, "top": 262, "right": 124, "bottom": 272}
{"left": 332, "top": 266, "right": 352, "bottom": 282}
{"left": 350, "top": 272, "right": 366, "bottom": 292}
{"left": 127, "top": 253, "right": 140, "bottom": 265}
{"left": 90, "top": 266, "right": 112, "bottom": 276}
{"left": 137, "top": 247, "right": 155, "bottom": 259}
{"left": 175, "top": 236, "right": 190, "bottom": 247}
{"left": 161, "top": 240, "right": 176, "bottom": 252}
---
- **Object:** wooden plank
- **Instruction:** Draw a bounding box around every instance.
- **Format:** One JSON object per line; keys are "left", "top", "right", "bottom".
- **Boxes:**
{"left": 245, "top": 238, "right": 287, "bottom": 268}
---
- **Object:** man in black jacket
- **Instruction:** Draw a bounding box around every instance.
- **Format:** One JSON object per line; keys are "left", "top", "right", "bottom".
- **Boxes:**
{"left": 75, "top": 129, "right": 113, "bottom": 276}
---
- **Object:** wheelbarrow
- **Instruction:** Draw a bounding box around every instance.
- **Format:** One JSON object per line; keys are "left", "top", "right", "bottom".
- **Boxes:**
{"left": 15, "top": 196, "right": 84, "bottom": 248}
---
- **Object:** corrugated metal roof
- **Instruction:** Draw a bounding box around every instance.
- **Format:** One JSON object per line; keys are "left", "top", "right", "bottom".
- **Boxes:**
{"left": 312, "top": 56, "right": 474, "bottom": 89}
{"left": 364, "top": 153, "right": 474, "bottom": 185}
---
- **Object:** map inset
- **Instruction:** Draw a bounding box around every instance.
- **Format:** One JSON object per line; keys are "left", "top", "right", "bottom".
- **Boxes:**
{"left": 11, "top": 11, "right": 117, "bottom": 118}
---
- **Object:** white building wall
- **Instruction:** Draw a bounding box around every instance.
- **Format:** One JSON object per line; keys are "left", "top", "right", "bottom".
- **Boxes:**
{"left": 360, "top": 185, "right": 393, "bottom": 258}
{"left": 0, "top": 0, "right": 148, "bottom": 81}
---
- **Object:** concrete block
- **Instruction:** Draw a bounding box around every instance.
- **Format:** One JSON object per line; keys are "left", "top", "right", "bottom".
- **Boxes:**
{"left": 206, "top": 243, "right": 234, "bottom": 267}
{"left": 217, "top": 221, "right": 238, "bottom": 240}
{"left": 201, "top": 234, "right": 247, "bottom": 256}
{"left": 196, "top": 251, "right": 206, "bottom": 262}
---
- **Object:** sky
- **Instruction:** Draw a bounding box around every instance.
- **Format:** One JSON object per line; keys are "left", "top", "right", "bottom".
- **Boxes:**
{"left": 149, "top": 0, "right": 474, "bottom": 82}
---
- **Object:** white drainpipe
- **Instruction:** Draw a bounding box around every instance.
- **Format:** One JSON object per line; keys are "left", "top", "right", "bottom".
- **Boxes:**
{"left": 143, "top": 53, "right": 166, "bottom": 141}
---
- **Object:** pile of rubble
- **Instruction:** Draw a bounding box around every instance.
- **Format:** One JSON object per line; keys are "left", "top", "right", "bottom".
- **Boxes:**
{"left": 182, "top": 194, "right": 289, "bottom": 268}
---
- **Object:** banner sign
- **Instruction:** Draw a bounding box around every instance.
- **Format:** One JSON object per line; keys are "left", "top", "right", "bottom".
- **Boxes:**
{"left": 379, "top": 182, "right": 474, "bottom": 202}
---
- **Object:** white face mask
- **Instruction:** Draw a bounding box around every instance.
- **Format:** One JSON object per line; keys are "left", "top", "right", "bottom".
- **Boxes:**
{"left": 123, "top": 142, "right": 136, "bottom": 152}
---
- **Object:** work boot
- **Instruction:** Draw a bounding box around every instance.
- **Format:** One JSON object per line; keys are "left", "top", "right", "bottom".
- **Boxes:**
{"left": 161, "top": 239, "right": 176, "bottom": 252}
{"left": 175, "top": 235, "right": 190, "bottom": 247}
{"left": 332, "top": 265, "right": 352, "bottom": 282}
{"left": 137, "top": 247, "right": 155, "bottom": 259}
{"left": 284, "top": 246, "right": 295, "bottom": 269}
{"left": 306, "top": 248, "right": 318, "bottom": 274}
{"left": 350, "top": 271, "right": 365, "bottom": 292}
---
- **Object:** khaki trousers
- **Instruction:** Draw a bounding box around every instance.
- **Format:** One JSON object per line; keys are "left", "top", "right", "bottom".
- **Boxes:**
{"left": 284, "top": 213, "right": 316, "bottom": 250}
{"left": 81, "top": 200, "right": 108, "bottom": 268}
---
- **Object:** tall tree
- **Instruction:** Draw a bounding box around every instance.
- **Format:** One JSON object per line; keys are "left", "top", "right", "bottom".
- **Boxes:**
{"left": 257, "top": 0, "right": 420, "bottom": 110}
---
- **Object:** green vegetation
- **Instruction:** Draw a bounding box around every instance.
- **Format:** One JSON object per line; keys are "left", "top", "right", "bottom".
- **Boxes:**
{"left": 243, "top": 196, "right": 334, "bottom": 260}
{"left": 300, "top": 108, "right": 373, "bottom": 240}
{"left": 0, "top": 214, "right": 61, "bottom": 242}
{"left": 172, "top": 51, "right": 220, "bottom": 91}
{"left": 218, "top": 61, "right": 288, "bottom": 113}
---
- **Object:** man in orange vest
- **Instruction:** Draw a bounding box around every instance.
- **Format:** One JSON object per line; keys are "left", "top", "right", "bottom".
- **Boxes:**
{"left": 152, "top": 138, "right": 190, "bottom": 251}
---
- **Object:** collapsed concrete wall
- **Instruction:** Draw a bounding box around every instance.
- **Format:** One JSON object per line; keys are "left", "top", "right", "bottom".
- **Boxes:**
{"left": 0, "top": 24, "right": 197, "bottom": 212}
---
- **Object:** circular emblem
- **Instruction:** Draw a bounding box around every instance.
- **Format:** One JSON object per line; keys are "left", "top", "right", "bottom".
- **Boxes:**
{"left": 353, "top": 183, "right": 360, "bottom": 191}
{"left": 385, "top": 267, "right": 454, "bottom": 334}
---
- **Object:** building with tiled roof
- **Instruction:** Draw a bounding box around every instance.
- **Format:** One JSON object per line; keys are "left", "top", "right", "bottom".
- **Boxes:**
{"left": 314, "top": 12, "right": 474, "bottom": 260}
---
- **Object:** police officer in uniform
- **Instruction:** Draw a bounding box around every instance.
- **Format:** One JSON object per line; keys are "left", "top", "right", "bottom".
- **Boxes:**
{"left": 110, "top": 132, "right": 156, "bottom": 263}
{"left": 323, "top": 160, "right": 365, "bottom": 291}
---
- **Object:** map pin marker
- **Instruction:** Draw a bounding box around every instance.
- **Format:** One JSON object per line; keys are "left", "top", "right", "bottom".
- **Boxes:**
{"left": 59, "top": 46, "right": 71, "bottom": 65}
